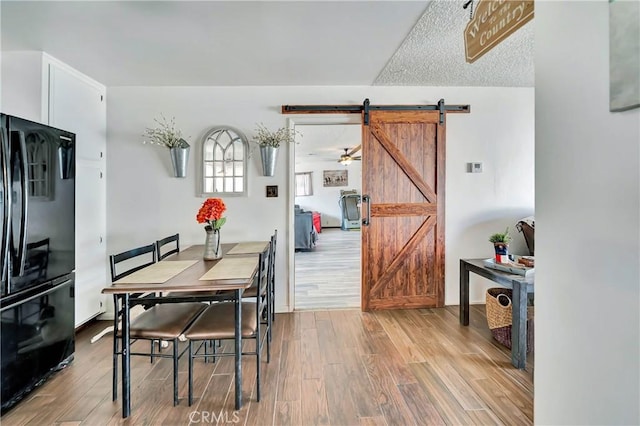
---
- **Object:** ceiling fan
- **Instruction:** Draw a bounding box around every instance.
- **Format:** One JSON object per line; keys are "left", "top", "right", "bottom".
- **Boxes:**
{"left": 338, "top": 145, "right": 361, "bottom": 165}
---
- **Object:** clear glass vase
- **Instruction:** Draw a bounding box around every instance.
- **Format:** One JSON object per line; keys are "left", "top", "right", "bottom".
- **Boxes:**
{"left": 203, "top": 229, "right": 222, "bottom": 260}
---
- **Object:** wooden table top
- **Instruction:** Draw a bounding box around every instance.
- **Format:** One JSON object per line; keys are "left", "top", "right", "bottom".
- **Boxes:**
{"left": 102, "top": 244, "right": 258, "bottom": 295}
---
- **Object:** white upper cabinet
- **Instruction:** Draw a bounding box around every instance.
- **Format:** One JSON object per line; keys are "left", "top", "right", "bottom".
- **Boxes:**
{"left": 47, "top": 60, "right": 106, "bottom": 162}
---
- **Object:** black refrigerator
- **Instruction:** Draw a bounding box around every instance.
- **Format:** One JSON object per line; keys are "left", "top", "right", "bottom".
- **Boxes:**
{"left": 0, "top": 114, "right": 76, "bottom": 413}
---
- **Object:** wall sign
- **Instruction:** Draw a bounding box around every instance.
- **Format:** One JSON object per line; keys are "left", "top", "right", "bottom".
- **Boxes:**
{"left": 464, "top": 0, "right": 534, "bottom": 63}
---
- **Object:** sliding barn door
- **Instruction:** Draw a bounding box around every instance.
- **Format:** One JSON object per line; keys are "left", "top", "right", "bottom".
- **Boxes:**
{"left": 361, "top": 110, "right": 445, "bottom": 310}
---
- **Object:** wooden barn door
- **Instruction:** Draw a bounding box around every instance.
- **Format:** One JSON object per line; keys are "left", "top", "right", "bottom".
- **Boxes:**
{"left": 361, "top": 110, "right": 445, "bottom": 311}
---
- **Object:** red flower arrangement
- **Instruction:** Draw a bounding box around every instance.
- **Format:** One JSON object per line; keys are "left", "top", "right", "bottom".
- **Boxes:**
{"left": 196, "top": 198, "right": 227, "bottom": 231}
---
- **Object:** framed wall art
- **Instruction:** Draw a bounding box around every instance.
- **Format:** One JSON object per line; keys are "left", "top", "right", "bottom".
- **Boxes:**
{"left": 323, "top": 169, "right": 348, "bottom": 187}
{"left": 609, "top": 0, "right": 640, "bottom": 112}
{"left": 266, "top": 185, "right": 278, "bottom": 198}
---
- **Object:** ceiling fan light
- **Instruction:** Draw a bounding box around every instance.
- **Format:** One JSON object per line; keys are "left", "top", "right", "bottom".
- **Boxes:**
{"left": 340, "top": 157, "right": 352, "bottom": 165}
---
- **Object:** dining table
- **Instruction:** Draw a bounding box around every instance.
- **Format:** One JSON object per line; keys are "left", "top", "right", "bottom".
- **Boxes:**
{"left": 102, "top": 243, "right": 267, "bottom": 418}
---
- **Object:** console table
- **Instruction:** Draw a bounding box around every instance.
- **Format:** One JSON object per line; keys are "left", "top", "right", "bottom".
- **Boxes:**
{"left": 459, "top": 259, "right": 534, "bottom": 369}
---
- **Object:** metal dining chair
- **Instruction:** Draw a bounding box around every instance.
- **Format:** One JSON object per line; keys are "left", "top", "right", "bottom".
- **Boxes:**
{"left": 218, "top": 237, "right": 275, "bottom": 344}
{"left": 268, "top": 229, "right": 277, "bottom": 326}
{"left": 182, "top": 243, "right": 271, "bottom": 406}
{"left": 110, "top": 243, "right": 206, "bottom": 406}
{"left": 156, "top": 233, "right": 180, "bottom": 260}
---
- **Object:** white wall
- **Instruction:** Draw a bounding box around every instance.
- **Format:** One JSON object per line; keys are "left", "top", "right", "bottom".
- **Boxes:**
{"left": 535, "top": 1, "right": 640, "bottom": 424}
{"left": 1, "top": 51, "right": 45, "bottom": 121}
{"left": 107, "top": 86, "right": 534, "bottom": 311}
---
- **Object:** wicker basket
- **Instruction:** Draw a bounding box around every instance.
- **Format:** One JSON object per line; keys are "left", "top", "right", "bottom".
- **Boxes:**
{"left": 486, "top": 288, "right": 534, "bottom": 351}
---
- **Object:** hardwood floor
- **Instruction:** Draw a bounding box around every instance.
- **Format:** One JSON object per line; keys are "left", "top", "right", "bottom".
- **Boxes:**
{"left": 295, "top": 228, "right": 361, "bottom": 310}
{"left": 2, "top": 306, "right": 533, "bottom": 425}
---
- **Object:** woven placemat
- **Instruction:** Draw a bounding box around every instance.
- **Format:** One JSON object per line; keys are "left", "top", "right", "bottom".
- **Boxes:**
{"left": 199, "top": 256, "right": 257, "bottom": 280}
{"left": 226, "top": 241, "right": 269, "bottom": 255}
{"left": 114, "top": 260, "right": 198, "bottom": 284}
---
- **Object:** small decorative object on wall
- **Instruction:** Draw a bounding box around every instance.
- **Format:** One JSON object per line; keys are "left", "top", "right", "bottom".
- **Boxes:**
{"left": 323, "top": 169, "right": 348, "bottom": 187}
{"left": 266, "top": 185, "right": 278, "bottom": 198}
{"left": 609, "top": 0, "right": 640, "bottom": 112}
{"left": 143, "top": 114, "right": 190, "bottom": 177}
{"left": 253, "top": 123, "right": 299, "bottom": 176}
{"left": 196, "top": 197, "right": 226, "bottom": 260}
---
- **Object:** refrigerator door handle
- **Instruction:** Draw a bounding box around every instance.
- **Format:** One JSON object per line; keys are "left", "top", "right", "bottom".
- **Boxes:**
{"left": 0, "top": 278, "right": 72, "bottom": 312}
{"left": 1, "top": 126, "right": 11, "bottom": 290}
{"left": 15, "top": 131, "right": 28, "bottom": 277}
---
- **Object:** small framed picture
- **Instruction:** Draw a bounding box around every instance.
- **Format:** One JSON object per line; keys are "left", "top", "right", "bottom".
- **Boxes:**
{"left": 266, "top": 185, "right": 278, "bottom": 198}
{"left": 323, "top": 170, "right": 348, "bottom": 187}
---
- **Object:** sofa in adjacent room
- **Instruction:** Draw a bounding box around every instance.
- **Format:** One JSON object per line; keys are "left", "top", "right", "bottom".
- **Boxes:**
{"left": 294, "top": 205, "right": 318, "bottom": 251}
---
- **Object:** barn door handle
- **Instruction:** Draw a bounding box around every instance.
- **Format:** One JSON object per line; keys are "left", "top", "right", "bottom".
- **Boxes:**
{"left": 362, "top": 195, "right": 371, "bottom": 226}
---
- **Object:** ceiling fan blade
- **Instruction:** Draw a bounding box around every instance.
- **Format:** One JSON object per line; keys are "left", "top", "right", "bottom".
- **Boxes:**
{"left": 353, "top": 156, "right": 362, "bottom": 160}
{"left": 347, "top": 145, "right": 361, "bottom": 157}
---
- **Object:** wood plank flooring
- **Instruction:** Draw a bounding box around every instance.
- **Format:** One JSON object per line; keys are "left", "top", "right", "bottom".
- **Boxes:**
{"left": 295, "top": 228, "right": 361, "bottom": 310}
{"left": 2, "top": 305, "right": 533, "bottom": 425}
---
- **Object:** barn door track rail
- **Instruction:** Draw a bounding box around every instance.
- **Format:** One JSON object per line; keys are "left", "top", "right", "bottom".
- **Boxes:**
{"left": 282, "top": 99, "right": 470, "bottom": 125}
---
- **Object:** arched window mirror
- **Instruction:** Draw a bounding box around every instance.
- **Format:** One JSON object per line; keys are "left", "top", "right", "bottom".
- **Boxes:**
{"left": 201, "top": 126, "right": 248, "bottom": 196}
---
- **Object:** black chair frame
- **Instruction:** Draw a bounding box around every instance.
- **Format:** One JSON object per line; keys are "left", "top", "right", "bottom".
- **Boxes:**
{"left": 156, "top": 233, "right": 180, "bottom": 261}
{"left": 185, "top": 244, "right": 271, "bottom": 406}
{"left": 268, "top": 230, "right": 277, "bottom": 326}
{"left": 110, "top": 243, "right": 203, "bottom": 406}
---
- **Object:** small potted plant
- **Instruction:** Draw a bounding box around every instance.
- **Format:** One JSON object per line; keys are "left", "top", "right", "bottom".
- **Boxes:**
{"left": 489, "top": 227, "right": 512, "bottom": 263}
{"left": 253, "top": 123, "right": 299, "bottom": 176}
{"left": 143, "top": 115, "right": 190, "bottom": 177}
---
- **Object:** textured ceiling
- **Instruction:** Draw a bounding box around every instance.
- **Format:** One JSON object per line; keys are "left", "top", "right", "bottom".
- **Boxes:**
{"left": 0, "top": 1, "right": 533, "bottom": 87}
{"left": 376, "top": 1, "right": 534, "bottom": 87}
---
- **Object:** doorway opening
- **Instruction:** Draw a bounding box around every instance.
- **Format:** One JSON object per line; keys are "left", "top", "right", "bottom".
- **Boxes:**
{"left": 287, "top": 117, "right": 362, "bottom": 310}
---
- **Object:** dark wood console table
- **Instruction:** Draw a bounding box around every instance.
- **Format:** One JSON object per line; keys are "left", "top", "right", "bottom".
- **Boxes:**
{"left": 459, "top": 259, "right": 534, "bottom": 369}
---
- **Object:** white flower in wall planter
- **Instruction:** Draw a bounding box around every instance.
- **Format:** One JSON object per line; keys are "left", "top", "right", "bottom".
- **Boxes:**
{"left": 252, "top": 123, "right": 300, "bottom": 176}
{"left": 142, "top": 114, "right": 190, "bottom": 178}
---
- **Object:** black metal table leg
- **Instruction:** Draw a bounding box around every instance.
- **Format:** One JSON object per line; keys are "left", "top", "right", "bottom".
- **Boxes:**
{"left": 460, "top": 260, "right": 470, "bottom": 325}
{"left": 122, "top": 294, "right": 131, "bottom": 418}
{"left": 511, "top": 280, "right": 527, "bottom": 369}
{"left": 234, "top": 289, "right": 242, "bottom": 410}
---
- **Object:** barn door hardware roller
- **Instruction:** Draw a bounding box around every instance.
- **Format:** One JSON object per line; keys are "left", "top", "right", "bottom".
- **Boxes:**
{"left": 282, "top": 99, "right": 470, "bottom": 125}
